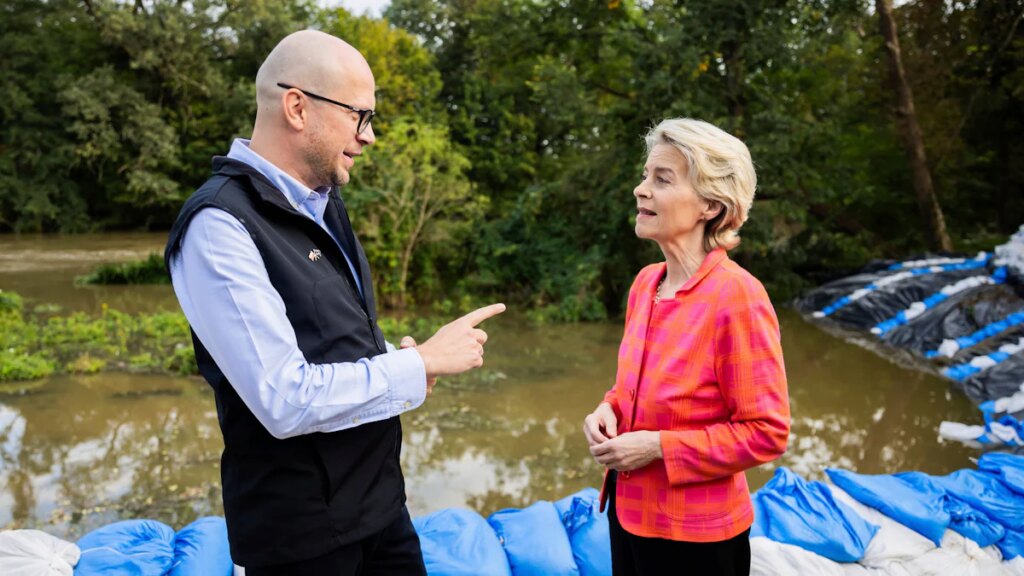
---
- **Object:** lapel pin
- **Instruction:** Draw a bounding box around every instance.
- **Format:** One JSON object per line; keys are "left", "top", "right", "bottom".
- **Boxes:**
{"left": 308, "top": 249, "right": 322, "bottom": 262}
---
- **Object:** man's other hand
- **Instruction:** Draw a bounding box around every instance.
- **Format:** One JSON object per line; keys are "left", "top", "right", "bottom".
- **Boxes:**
{"left": 400, "top": 336, "right": 437, "bottom": 396}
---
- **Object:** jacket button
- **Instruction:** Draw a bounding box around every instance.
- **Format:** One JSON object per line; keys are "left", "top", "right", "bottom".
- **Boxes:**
{"left": 629, "top": 388, "right": 635, "bottom": 399}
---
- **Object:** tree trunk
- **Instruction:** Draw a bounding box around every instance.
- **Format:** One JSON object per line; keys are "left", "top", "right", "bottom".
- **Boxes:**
{"left": 722, "top": 39, "right": 747, "bottom": 138}
{"left": 877, "top": 0, "right": 953, "bottom": 251}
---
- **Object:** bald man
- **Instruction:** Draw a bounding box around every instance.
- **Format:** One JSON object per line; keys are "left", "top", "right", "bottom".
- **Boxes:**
{"left": 164, "top": 31, "right": 504, "bottom": 575}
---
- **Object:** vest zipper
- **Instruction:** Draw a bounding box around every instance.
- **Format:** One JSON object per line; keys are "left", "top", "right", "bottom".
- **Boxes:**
{"left": 276, "top": 200, "right": 385, "bottom": 355}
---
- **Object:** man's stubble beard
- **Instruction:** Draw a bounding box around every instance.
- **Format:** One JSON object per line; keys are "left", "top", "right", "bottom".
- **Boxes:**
{"left": 302, "top": 118, "right": 347, "bottom": 188}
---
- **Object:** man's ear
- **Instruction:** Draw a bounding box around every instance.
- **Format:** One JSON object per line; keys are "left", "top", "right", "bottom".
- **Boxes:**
{"left": 281, "top": 91, "right": 308, "bottom": 131}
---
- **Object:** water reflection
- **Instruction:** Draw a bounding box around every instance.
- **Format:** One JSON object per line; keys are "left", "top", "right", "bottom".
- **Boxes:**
{"left": 753, "top": 309, "right": 979, "bottom": 486}
{"left": 0, "top": 374, "right": 223, "bottom": 539}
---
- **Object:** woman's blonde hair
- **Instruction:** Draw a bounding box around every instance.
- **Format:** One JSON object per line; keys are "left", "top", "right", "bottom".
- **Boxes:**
{"left": 644, "top": 118, "right": 756, "bottom": 252}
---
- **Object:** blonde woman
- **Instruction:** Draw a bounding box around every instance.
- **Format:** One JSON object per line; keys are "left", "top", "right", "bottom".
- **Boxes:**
{"left": 583, "top": 118, "right": 790, "bottom": 576}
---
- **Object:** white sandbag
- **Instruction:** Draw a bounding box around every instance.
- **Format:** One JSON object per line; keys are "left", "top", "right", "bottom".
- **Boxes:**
{"left": 751, "top": 536, "right": 847, "bottom": 576}
{"left": 0, "top": 529, "right": 80, "bottom": 576}
{"left": 1004, "top": 556, "right": 1024, "bottom": 576}
{"left": 941, "top": 528, "right": 1002, "bottom": 560}
{"left": 902, "top": 546, "right": 1010, "bottom": 576}
{"left": 994, "top": 385, "right": 1024, "bottom": 415}
{"left": 939, "top": 422, "right": 986, "bottom": 443}
{"left": 841, "top": 562, "right": 873, "bottom": 575}
{"left": 843, "top": 532, "right": 1009, "bottom": 576}
{"left": 848, "top": 563, "right": 912, "bottom": 575}
{"left": 827, "top": 485, "right": 935, "bottom": 567}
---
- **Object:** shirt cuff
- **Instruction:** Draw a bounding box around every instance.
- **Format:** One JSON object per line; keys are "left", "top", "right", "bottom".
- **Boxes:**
{"left": 388, "top": 347, "right": 427, "bottom": 414}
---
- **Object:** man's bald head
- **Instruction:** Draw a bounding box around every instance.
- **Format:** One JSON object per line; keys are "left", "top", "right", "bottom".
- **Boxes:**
{"left": 254, "top": 30, "right": 374, "bottom": 118}
{"left": 248, "top": 30, "right": 376, "bottom": 190}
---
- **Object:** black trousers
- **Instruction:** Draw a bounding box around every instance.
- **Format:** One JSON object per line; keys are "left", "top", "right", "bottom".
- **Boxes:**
{"left": 608, "top": 472, "right": 751, "bottom": 576}
{"left": 246, "top": 506, "right": 426, "bottom": 576}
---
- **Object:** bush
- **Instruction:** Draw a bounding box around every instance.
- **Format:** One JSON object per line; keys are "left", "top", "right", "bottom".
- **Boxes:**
{"left": 77, "top": 253, "right": 169, "bottom": 285}
{"left": 0, "top": 290, "right": 24, "bottom": 313}
{"left": 0, "top": 350, "right": 56, "bottom": 382}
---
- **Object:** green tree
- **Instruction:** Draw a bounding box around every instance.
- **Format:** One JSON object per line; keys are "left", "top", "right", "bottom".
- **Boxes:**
{"left": 349, "top": 119, "right": 483, "bottom": 308}
{"left": 0, "top": 0, "right": 315, "bottom": 231}
{"left": 0, "top": 0, "right": 104, "bottom": 231}
{"left": 321, "top": 8, "right": 480, "bottom": 308}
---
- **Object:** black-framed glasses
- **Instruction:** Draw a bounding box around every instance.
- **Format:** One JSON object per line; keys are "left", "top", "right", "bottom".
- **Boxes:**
{"left": 277, "top": 82, "right": 376, "bottom": 135}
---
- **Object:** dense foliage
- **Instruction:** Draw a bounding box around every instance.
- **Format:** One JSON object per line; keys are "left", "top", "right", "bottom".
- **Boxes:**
{"left": 2, "top": 0, "right": 1022, "bottom": 318}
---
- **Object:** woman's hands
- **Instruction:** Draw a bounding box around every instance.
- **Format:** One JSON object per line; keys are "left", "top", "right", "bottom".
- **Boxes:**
{"left": 584, "top": 403, "right": 663, "bottom": 472}
{"left": 590, "top": 430, "right": 663, "bottom": 472}
{"left": 583, "top": 402, "right": 618, "bottom": 445}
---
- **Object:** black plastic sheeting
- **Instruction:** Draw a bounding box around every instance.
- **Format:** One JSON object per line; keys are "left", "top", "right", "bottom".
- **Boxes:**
{"left": 796, "top": 266, "right": 998, "bottom": 331}
{"left": 797, "top": 253, "right": 1023, "bottom": 407}
{"left": 883, "top": 284, "right": 1024, "bottom": 356}
{"left": 962, "top": 354, "right": 1024, "bottom": 409}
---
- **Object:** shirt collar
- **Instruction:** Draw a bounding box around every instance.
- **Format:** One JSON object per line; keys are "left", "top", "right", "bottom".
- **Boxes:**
{"left": 680, "top": 248, "right": 727, "bottom": 292}
{"left": 227, "top": 139, "right": 332, "bottom": 220}
{"left": 653, "top": 248, "right": 728, "bottom": 297}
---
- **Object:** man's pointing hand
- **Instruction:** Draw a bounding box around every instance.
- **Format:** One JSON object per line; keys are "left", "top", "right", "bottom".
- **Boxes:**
{"left": 416, "top": 303, "right": 506, "bottom": 380}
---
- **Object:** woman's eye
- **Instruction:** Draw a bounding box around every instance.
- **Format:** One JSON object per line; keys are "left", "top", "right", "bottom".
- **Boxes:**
{"left": 657, "top": 177, "right": 669, "bottom": 184}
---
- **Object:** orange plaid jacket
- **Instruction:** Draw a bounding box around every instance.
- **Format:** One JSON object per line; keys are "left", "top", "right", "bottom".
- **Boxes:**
{"left": 599, "top": 249, "right": 790, "bottom": 542}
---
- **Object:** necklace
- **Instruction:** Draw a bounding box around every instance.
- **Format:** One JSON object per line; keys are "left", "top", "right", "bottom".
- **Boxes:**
{"left": 655, "top": 276, "right": 665, "bottom": 304}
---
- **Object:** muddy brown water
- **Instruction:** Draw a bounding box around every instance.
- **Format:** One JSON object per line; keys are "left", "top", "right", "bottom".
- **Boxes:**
{"left": 0, "top": 233, "right": 980, "bottom": 539}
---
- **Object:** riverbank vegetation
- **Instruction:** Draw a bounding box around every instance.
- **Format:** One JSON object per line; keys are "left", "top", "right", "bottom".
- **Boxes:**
{"left": 0, "top": 290, "right": 196, "bottom": 384}
{"left": 2, "top": 0, "right": 1022, "bottom": 320}
{"left": 0, "top": 289, "right": 462, "bottom": 383}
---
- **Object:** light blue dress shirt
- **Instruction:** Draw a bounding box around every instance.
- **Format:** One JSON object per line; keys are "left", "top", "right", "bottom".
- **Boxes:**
{"left": 168, "top": 139, "right": 426, "bottom": 439}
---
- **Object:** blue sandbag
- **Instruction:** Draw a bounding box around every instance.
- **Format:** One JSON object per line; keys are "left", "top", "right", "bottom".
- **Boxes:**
{"left": 488, "top": 501, "right": 578, "bottom": 576}
{"left": 750, "top": 488, "right": 768, "bottom": 538}
{"left": 169, "top": 516, "right": 232, "bottom": 576}
{"left": 76, "top": 519, "right": 176, "bottom": 575}
{"left": 978, "top": 452, "right": 1024, "bottom": 496}
{"left": 998, "top": 529, "right": 1024, "bottom": 561}
{"left": 826, "top": 468, "right": 949, "bottom": 546}
{"left": 555, "top": 489, "right": 610, "bottom": 576}
{"left": 897, "top": 472, "right": 1006, "bottom": 547}
{"left": 753, "top": 467, "right": 878, "bottom": 562}
{"left": 413, "top": 508, "right": 511, "bottom": 576}
{"left": 554, "top": 488, "right": 599, "bottom": 519}
{"left": 932, "top": 469, "right": 1024, "bottom": 530}
{"left": 945, "top": 495, "right": 1006, "bottom": 548}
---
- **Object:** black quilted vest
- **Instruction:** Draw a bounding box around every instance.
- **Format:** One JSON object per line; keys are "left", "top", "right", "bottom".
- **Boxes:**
{"left": 165, "top": 157, "right": 405, "bottom": 567}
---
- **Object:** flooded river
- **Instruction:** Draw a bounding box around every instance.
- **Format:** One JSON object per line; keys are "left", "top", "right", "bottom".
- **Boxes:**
{"left": 0, "top": 233, "right": 980, "bottom": 539}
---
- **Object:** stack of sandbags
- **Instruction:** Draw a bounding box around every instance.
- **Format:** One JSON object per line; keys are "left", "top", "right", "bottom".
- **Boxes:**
{"left": 414, "top": 488, "right": 611, "bottom": 576}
